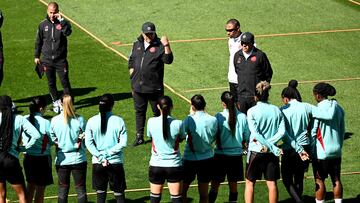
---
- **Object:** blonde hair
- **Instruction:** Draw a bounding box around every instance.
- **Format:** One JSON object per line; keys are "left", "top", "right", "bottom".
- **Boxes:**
{"left": 62, "top": 94, "right": 76, "bottom": 124}
{"left": 255, "top": 81, "right": 271, "bottom": 101}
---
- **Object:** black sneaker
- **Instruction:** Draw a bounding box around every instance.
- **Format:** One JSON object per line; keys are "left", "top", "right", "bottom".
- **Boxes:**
{"left": 133, "top": 137, "right": 144, "bottom": 147}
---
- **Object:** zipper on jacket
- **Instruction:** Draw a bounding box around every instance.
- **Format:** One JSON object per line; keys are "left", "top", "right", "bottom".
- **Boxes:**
{"left": 51, "top": 25, "right": 55, "bottom": 59}
{"left": 139, "top": 50, "right": 146, "bottom": 87}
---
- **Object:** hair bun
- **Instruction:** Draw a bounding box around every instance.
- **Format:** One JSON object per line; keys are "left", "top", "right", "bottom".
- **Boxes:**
{"left": 288, "top": 80, "right": 298, "bottom": 88}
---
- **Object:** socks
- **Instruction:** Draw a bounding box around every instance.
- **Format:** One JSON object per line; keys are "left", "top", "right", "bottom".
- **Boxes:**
{"left": 315, "top": 199, "right": 324, "bottom": 203}
{"left": 150, "top": 193, "right": 161, "bottom": 203}
{"left": 114, "top": 192, "right": 125, "bottom": 203}
{"left": 171, "top": 194, "right": 182, "bottom": 203}
{"left": 96, "top": 190, "right": 106, "bottom": 203}
{"left": 334, "top": 199, "right": 343, "bottom": 203}
{"left": 208, "top": 190, "right": 218, "bottom": 203}
{"left": 229, "top": 192, "right": 238, "bottom": 202}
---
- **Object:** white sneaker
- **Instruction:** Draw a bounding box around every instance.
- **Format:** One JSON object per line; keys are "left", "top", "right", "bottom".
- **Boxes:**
{"left": 52, "top": 100, "right": 62, "bottom": 114}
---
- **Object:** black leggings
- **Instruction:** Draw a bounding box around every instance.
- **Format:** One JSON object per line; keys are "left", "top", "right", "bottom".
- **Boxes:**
{"left": 281, "top": 147, "right": 309, "bottom": 202}
{"left": 56, "top": 162, "right": 87, "bottom": 203}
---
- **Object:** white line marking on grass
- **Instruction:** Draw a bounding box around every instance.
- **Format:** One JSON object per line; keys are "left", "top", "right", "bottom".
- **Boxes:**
{"left": 112, "top": 28, "right": 360, "bottom": 47}
{"left": 349, "top": 0, "right": 360, "bottom": 6}
{"left": 37, "top": 0, "right": 190, "bottom": 104}
{"left": 182, "top": 77, "right": 360, "bottom": 93}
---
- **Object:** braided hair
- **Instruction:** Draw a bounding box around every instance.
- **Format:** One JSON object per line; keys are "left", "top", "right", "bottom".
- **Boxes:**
{"left": 0, "top": 95, "right": 14, "bottom": 152}
{"left": 99, "top": 94, "right": 114, "bottom": 135}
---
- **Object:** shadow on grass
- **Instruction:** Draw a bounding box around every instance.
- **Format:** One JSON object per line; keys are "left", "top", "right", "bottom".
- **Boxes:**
{"left": 280, "top": 193, "right": 360, "bottom": 203}
{"left": 13, "top": 87, "right": 97, "bottom": 104}
{"left": 106, "top": 196, "right": 149, "bottom": 203}
{"left": 344, "top": 132, "right": 353, "bottom": 140}
{"left": 75, "top": 92, "right": 132, "bottom": 110}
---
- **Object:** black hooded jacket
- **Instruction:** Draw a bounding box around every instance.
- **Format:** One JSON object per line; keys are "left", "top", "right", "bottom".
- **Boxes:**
{"left": 128, "top": 35, "right": 173, "bottom": 93}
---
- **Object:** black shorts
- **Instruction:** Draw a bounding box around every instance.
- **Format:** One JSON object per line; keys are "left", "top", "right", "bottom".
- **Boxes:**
{"left": 0, "top": 152, "right": 25, "bottom": 184}
{"left": 23, "top": 154, "right": 53, "bottom": 186}
{"left": 183, "top": 158, "right": 214, "bottom": 184}
{"left": 312, "top": 158, "right": 341, "bottom": 182}
{"left": 281, "top": 148, "right": 310, "bottom": 176}
{"left": 246, "top": 152, "right": 280, "bottom": 182}
{"left": 92, "top": 163, "right": 127, "bottom": 193}
{"left": 212, "top": 154, "right": 244, "bottom": 182}
{"left": 149, "top": 166, "right": 183, "bottom": 184}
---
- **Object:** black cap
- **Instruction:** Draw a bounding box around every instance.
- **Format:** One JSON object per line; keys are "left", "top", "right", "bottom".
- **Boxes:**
{"left": 142, "top": 22, "right": 156, "bottom": 34}
{"left": 241, "top": 32, "right": 255, "bottom": 44}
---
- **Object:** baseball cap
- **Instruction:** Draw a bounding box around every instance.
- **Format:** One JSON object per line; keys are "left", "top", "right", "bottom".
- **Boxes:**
{"left": 241, "top": 32, "right": 255, "bottom": 44}
{"left": 142, "top": 22, "right": 156, "bottom": 34}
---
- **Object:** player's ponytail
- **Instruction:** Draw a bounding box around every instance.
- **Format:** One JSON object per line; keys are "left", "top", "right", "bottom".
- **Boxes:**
{"left": 255, "top": 81, "right": 271, "bottom": 102}
{"left": 158, "top": 96, "right": 173, "bottom": 140}
{"left": 99, "top": 94, "right": 114, "bottom": 135}
{"left": 221, "top": 91, "right": 236, "bottom": 136}
{"left": 61, "top": 94, "right": 76, "bottom": 124}
{"left": 313, "top": 82, "right": 336, "bottom": 98}
{"left": 28, "top": 96, "right": 47, "bottom": 126}
{"left": 0, "top": 95, "right": 14, "bottom": 152}
{"left": 281, "top": 79, "right": 302, "bottom": 102}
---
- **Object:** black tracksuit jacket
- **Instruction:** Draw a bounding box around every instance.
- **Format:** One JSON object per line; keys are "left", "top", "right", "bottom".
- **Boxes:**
{"left": 234, "top": 47, "right": 273, "bottom": 97}
{"left": 128, "top": 35, "right": 173, "bottom": 93}
{"left": 34, "top": 16, "right": 72, "bottom": 62}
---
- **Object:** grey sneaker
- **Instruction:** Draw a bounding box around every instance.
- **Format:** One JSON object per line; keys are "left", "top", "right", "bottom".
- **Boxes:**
{"left": 52, "top": 99, "right": 62, "bottom": 114}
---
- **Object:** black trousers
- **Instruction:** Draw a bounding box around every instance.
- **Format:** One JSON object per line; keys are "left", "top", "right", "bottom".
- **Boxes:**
{"left": 132, "top": 91, "right": 163, "bottom": 137}
{"left": 43, "top": 59, "right": 71, "bottom": 101}
{"left": 229, "top": 82, "right": 238, "bottom": 102}
{"left": 237, "top": 96, "right": 256, "bottom": 114}
{"left": 56, "top": 162, "right": 87, "bottom": 203}
{"left": 0, "top": 50, "right": 3, "bottom": 86}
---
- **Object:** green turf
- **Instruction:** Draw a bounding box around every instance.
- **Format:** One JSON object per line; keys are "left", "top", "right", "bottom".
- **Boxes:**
{"left": 0, "top": 0, "right": 359, "bottom": 202}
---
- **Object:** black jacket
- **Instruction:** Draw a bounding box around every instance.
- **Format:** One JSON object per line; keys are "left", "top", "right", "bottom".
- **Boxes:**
{"left": 234, "top": 47, "right": 273, "bottom": 97}
{"left": 128, "top": 35, "right": 173, "bottom": 93}
{"left": 34, "top": 16, "right": 72, "bottom": 62}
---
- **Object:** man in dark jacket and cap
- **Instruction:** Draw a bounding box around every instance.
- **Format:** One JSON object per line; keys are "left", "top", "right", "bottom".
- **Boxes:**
{"left": 128, "top": 22, "right": 173, "bottom": 146}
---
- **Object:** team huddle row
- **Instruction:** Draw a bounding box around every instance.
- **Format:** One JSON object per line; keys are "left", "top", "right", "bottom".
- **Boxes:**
{"left": 0, "top": 79, "right": 344, "bottom": 203}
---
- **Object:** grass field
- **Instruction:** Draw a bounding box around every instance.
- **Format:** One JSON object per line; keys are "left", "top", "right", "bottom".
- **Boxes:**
{"left": 0, "top": 0, "right": 359, "bottom": 202}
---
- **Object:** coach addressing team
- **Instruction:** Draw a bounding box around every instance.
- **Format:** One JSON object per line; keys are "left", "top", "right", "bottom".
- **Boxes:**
{"left": 128, "top": 22, "right": 173, "bottom": 146}
{"left": 234, "top": 32, "right": 273, "bottom": 114}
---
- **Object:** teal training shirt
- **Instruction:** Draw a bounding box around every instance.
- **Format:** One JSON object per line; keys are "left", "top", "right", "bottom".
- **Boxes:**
{"left": 23, "top": 113, "right": 52, "bottom": 156}
{"left": 147, "top": 115, "right": 182, "bottom": 167}
{"left": 181, "top": 111, "right": 217, "bottom": 161}
{"left": 311, "top": 99, "right": 345, "bottom": 160}
{"left": 50, "top": 113, "right": 87, "bottom": 166}
{"left": 280, "top": 100, "right": 312, "bottom": 153}
{"left": 247, "top": 101, "right": 285, "bottom": 156}
{"left": 214, "top": 109, "right": 250, "bottom": 156}
{"left": 4, "top": 114, "right": 41, "bottom": 159}
{"left": 85, "top": 112, "right": 127, "bottom": 164}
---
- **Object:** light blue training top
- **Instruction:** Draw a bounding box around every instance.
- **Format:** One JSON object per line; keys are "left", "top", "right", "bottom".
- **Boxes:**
{"left": 0, "top": 114, "right": 41, "bottom": 159}
{"left": 50, "top": 112, "right": 87, "bottom": 166}
{"left": 147, "top": 115, "right": 182, "bottom": 167}
{"left": 85, "top": 112, "right": 127, "bottom": 164}
{"left": 22, "top": 113, "right": 52, "bottom": 156}
{"left": 280, "top": 99, "right": 338, "bottom": 153}
{"left": 247, "top": 101, "right": 285, "bottom": 156}
{"left": 214, "top": 109, "right": 250, "bottom": 156}
{"left": 181, "top": 111, "right": 218, "bottom": 161}
{"left": 311, "top": 99, "right": 345, "bottom": 160}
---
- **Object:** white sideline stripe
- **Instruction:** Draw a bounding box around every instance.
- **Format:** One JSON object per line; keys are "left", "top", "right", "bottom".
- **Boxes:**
{"left": 37, "top": 0, "right": 190, "bottom": 104}
{"left": 349, "top": 0, "right": 360, "bottom": 6}
{"left": 113, "top": 28, "right": 360, "bottom": 47}
{"left": 182, "top": 77, "right": 360, "bottom": 93}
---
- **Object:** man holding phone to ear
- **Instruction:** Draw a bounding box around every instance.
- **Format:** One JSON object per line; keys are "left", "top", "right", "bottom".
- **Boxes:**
{"left": 34, "top": 2, "right": 72, "bottom": 114}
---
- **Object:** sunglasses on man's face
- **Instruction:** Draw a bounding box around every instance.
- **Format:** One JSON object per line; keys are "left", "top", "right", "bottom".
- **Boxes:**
{"left": 241, "top": 42, "right": 251, "bottom": 46}
{"left": 225, "top": 28, "right": 238, "bottom": 32}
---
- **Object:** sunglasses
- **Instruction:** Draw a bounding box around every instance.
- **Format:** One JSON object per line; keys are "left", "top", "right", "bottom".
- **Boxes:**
{"left": 241, "top": 42, "right": 251, "bottom": 46}
{"left": 225, "top": 28, "right": 238, "bottom": 32}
